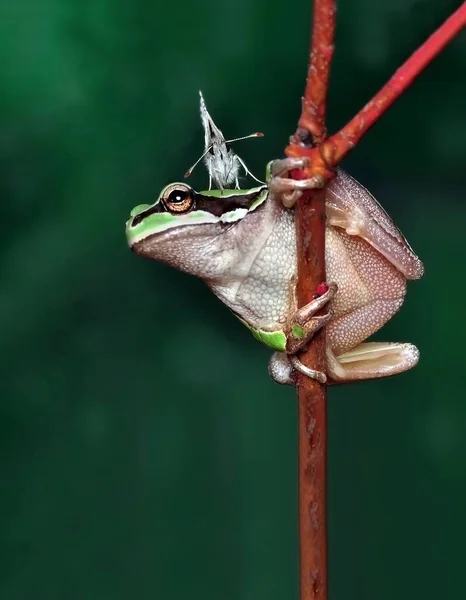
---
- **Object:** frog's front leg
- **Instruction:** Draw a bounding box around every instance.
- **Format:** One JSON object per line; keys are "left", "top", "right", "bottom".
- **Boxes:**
{"left": 268, "top": 157, "right": 327, "bottom": 208}
{"left": 269, "top": 282, "right": 337, "bottom": 385}
{"left": 284, "top": 282, "right": 337, "bottom": 354}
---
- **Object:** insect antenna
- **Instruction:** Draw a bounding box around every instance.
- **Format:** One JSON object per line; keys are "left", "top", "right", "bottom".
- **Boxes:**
{"left": 225, "top": 132, "right": 264, "bottom": 144}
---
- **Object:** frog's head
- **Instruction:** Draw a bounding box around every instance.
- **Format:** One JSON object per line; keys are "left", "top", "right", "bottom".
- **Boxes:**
{"left": 126, "top": 182, "right": 268, "bottom": 280}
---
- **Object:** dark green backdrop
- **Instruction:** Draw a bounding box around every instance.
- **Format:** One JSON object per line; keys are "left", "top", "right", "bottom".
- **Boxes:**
{"left": 1, "top": 0, "right": 465, "bottom": 598}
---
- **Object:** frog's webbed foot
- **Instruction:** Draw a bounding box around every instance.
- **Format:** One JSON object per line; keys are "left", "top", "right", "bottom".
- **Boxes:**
{"left": 270, "top": 157, "right": 310, "bottom": 177}
{"left": 270, "top": 340, "right": 419, "bottom": 386}
{"left": 268, "top": 158, "right": 326, "bottom": 208}
{"left": 327, "top": 342, "right": 420, "bottom": 383}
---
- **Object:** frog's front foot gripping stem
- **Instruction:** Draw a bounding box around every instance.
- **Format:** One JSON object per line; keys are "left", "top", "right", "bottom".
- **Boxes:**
{"left": 288, "top": 282, "right": 337, "bottom": 384}
{"left": 268, "top": 157, "right": 326, "bottom": 208}
{"left": 290, "top": 356, "right": 328, "bottom": 384}
{"left": 269, "top": 282, "right": 337, "bottom": 385}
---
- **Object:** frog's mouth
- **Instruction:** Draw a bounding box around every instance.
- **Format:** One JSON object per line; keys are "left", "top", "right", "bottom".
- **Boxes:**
{"left": 129, "top": 220, "right": 241, "bottom": 284}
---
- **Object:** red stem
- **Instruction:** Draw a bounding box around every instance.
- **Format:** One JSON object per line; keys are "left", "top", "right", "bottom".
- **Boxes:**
{"left": 290, "top": 2, "right": 336, "bottom": 600}
{"left": 296, "top": 0, "right": 336, "bottom": 144}
{"left": 285, "top": 4, "right": 465, "bottom": 600}
{"left": 289, "top": 2, "right": 466, "bottom": 169}
{"left": 295, "top": 189, "right": 328, "bottom": 600}
{"left": 322, "top": 1, "right": 466, "bottom": 164}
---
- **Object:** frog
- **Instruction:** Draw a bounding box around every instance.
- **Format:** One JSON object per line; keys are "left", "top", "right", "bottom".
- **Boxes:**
{"left": 125, "top": 95, "right": 424, "bottom": 385}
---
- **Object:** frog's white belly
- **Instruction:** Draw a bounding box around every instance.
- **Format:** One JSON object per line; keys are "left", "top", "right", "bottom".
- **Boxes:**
{"left": 233, "top": 208, "right": 296, "bottom": 326}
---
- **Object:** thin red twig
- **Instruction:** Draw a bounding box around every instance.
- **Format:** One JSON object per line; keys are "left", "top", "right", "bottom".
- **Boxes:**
{"left": 285, "top": 4, "right": 465, "bottom": 600}
{"left": 295, "top": 188, "right": 328, "bottom": 600}
{"left": 296, "top": 0, "right": 336, "bottom": 145}
{"left": 321, "top": 1, "right": 466, "bottom": 166}
{"left": 288, "top": 2, "right": 466, "bottom": 170}
{"left": 289, "top": 2, "right": 336, "bottom": 600}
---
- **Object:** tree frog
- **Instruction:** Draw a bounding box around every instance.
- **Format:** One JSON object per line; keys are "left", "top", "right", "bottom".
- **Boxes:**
{"left": 125, "top": 97, "right": 424, "bottom": 385}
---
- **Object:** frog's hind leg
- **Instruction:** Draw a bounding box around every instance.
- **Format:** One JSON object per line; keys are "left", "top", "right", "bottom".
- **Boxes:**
{"left": 325, "top": 170, "right": 424, "bottom": 280}
{"left": 327, "top": 342, "right": 420, "bottom": 383}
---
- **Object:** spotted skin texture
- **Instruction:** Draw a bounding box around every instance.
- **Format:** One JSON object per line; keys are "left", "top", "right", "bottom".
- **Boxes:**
{"left": 235, "top": 208, "right": 296, "bottom": 325}
{"left": 326, "top": 170, "right": 424, "bottom": 280}
{"left": 326, "top": 227, "right": 405, "bottom": 356}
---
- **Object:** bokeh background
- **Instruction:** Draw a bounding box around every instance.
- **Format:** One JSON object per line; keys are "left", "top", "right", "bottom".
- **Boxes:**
{"left": 1, "top": 0, "right": 465, "bottom": 598}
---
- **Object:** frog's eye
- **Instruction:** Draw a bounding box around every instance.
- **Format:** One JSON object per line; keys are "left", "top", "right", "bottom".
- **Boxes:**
{"left": 162, "top": 184, "right": 195, "bottom": 214}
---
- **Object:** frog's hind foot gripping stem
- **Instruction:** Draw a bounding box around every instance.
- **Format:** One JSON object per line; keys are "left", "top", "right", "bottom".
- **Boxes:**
{"left": 290, "top": 356, "right": 327, "bottom": 384}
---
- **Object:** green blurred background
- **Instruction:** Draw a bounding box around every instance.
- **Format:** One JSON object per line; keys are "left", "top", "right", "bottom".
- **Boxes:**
{"left": 1, "top": 0, "right": 465, "bottom": 598}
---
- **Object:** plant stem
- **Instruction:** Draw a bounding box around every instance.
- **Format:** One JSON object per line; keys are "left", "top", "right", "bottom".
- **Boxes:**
{"left": 297, "top": 0, "right": 336, "bottom": 145}
{"left": 288, "top": 2, "right": 466, "bottom": 169}
{"left": 289, "top": 1, "right": 336, "bottom": 599}
{"left": 295, "top": 187, "right": 328, "bottom": 600}
{"left": 284, "top": 3, "right": 465, "bottom": 600}
{"left": 321, "top": 1, "right": 466, "bottom": 166}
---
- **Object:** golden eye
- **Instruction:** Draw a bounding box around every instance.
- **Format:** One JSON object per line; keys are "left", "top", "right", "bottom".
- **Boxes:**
{"left": 162, "top": 185, "right": 194, "bottom": 213}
